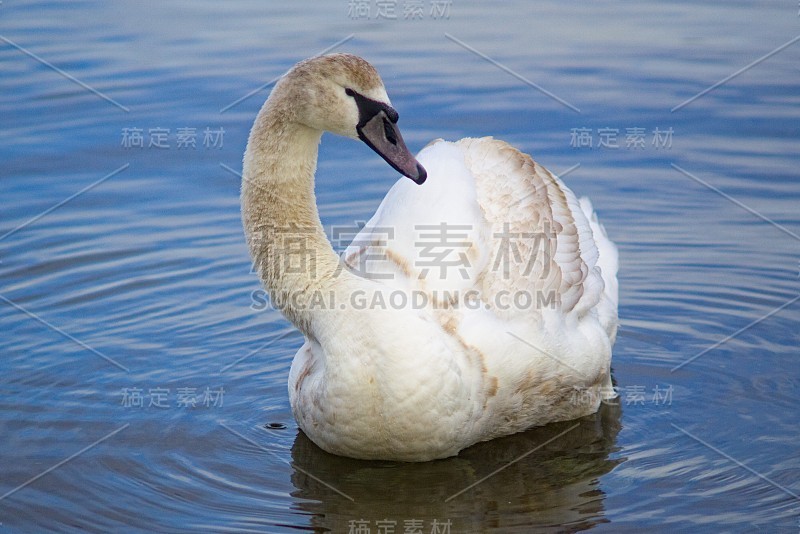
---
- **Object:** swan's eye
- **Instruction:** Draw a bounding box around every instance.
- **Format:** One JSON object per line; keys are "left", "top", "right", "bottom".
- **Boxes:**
{"left": 383, "top": 117, "right": 397, "bottom": 145}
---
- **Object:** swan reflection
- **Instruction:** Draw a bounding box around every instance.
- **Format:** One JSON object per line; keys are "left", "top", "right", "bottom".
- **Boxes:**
{"left": 288, "top": 401, "right": 622, "bottom": 532}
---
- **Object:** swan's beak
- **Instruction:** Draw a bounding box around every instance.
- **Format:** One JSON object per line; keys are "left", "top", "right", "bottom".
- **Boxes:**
{"left": 357, "top": 111, "right": 427, "bottom": 185}
{"left": 348, "top": 89, "right": 427, "bottom": 184}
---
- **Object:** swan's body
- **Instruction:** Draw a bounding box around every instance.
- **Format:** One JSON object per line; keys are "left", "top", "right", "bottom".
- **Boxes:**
{"left": 242, "top": 54, "right": 618, "bottom": 461}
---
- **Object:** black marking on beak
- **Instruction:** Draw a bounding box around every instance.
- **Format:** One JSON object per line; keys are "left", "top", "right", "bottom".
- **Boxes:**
{"left": 346, "top": 88, "right": 427, "bottom": 184}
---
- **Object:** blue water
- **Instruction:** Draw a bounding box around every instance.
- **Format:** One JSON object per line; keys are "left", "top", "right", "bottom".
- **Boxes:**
{"left": 1, "top": 1, "right": 799, "bottom": 532}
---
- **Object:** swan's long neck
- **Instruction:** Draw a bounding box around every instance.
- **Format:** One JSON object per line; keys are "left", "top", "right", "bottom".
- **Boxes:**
{"left": 241, "top": 98, "right": 344, "bottom": 335}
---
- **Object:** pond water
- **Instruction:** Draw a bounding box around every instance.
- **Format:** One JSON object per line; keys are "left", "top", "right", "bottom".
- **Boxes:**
{"left": 1, "top": 1, "right": 799, "bottom": 532}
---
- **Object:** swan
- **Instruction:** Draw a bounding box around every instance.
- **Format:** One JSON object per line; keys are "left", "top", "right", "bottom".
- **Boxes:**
{"left": 241, "top": 53, "right": 618, "bottom": 462}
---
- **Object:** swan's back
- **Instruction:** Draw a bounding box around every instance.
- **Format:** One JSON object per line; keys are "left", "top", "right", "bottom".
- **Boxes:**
{"left": 345, "top": 137, "right": 618, "bottom": 341}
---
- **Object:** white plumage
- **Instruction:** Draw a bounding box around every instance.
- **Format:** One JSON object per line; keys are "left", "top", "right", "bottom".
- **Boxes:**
{"left": 242, "top": 54, "right": 618, "bottom": 461}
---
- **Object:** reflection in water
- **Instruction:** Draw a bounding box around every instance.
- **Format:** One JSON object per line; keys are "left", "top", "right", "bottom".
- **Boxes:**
{"left": 290, "top": 402, "right": 622, "bottom": 532}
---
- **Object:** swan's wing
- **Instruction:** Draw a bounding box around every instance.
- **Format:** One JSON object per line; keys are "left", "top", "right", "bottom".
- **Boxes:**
{"left": 343, "top": 139, "right": 489, "bottom": 297}
{"left": 458, "top": 137, "right": 617, "bottom": 328}
{"left": 344, "top": 138, "right": 617, "bottom": 331}
{"left": 577, "top": 196, "right": 619, "bottom": 342}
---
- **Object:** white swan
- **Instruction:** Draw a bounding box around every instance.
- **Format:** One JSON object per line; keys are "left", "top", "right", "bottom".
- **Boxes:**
{"left": 241, "top": 54, "right": 618, "bottom": 461}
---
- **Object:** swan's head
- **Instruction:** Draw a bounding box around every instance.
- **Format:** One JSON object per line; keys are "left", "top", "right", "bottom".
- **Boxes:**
{"left": 278, "top": 53, "right": 427, "bottom": 184}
